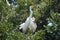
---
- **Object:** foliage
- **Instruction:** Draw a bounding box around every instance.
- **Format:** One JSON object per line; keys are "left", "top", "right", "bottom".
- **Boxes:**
{"left": 0, "top": 0, "right": 60, "bottom": 40}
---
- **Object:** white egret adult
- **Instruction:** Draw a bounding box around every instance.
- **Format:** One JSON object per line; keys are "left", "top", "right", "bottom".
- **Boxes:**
{"left": 19, "top": 6, "right": 37, "bottom": 33}
{"left": 19, "top": 6, "right": 33, "bottom": 33}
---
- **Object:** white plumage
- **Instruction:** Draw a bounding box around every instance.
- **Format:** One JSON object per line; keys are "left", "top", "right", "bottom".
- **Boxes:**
{"left": 6, "top": 0, "right": 10, "bottom": 6}
{"left": 47, "top": 22, "right": 53, "bottom": 26}
{"left": 19, "top": 6, "right": 37, "bottom": 33}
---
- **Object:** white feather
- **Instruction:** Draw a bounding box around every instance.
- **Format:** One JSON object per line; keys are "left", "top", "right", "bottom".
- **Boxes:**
{"left": 47, "top": 22, "right": 53, "bottom": 26}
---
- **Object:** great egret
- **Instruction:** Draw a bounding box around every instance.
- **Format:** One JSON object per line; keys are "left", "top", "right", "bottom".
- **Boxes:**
{"left": 19, "top": 17, "right": 37, "bottom": 33}
{"left": 19, "top": 6, "right": 37, "bottom": 33}
{"left": 19, "top": 6, "right": 33, "bottom": 33}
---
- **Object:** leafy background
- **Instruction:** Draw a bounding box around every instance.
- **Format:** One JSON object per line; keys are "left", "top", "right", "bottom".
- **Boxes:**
{"left": 0, "top": 0, "right": 60, "bottom": 40}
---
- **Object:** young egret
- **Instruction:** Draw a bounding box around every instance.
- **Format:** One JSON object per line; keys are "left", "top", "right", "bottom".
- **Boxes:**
{"left": 29, "top": 17, "right": 37, "bottom": 33}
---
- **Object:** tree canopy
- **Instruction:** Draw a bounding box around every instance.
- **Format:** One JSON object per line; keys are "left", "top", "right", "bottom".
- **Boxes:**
{"left": 0, "top": 0, "right": 60, "bottom": 40}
